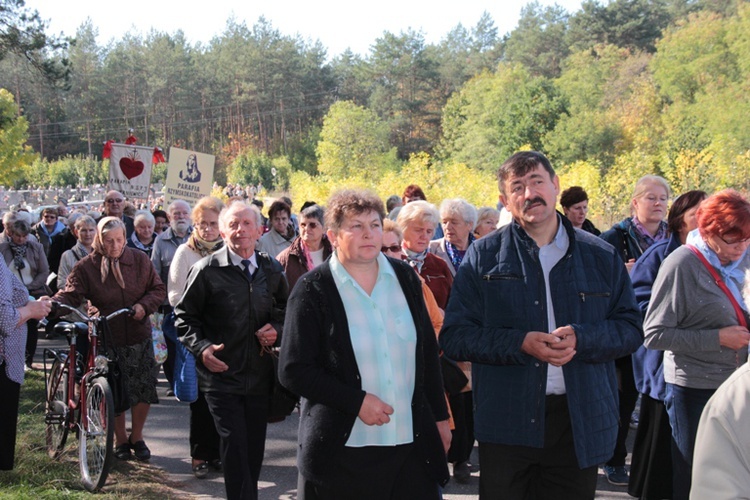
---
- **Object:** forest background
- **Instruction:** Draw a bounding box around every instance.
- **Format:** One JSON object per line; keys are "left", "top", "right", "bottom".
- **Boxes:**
{"left": 0, "top": 0, "right": 748, "bottom": 225}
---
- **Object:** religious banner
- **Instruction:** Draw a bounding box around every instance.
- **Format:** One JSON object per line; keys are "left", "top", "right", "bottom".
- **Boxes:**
{"left": 163, "top": 147, "right": 215, "bottom": 207}
{"left": 104, "top": 142, "right": 156, "bottom": 199}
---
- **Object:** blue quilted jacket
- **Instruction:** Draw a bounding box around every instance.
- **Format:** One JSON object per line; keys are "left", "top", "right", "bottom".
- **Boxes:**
{"left": 440, "top": 216, "right": 642, "bottom": 468}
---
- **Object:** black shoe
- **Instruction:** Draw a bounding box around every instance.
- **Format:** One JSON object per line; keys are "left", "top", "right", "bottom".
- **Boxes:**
{"left": 209, "top": 459, "right": 222, "bottom": 471}
{"left": 129, "top": 438, "right": 151, "bottom": 461}
{"left": 453, "top": 461, "right": 471, "bottom": 484}
{"left": 114, "top": 443, "right": 132, "bottom": 460}
{"left": 192, "top": 461, "right": 209, "bottom": 479}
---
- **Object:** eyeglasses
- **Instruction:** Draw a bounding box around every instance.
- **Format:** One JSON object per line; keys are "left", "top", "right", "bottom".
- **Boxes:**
{"left": 198, "top": 221, "right": 219, "bottom": 231}
{"left": 381, "top": 245, "right": 401, "bottom": 253}
{"left": 106, "top": 198, "right": 123, "bottom": 204}
{"left": 300, "top": 222, "right": 319, "bottom": 229}
{"left": 718, "top": 234, "right": 750, "bottom": 246}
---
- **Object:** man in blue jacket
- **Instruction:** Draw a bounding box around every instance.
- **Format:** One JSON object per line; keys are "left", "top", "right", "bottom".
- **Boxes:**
{"left": 440, "top": 151, "right": 642, "bottom": 499}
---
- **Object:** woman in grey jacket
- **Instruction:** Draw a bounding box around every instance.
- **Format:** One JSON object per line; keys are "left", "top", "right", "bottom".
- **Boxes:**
{"left": 644, "top": 189, "right": 750, "bottom": 500}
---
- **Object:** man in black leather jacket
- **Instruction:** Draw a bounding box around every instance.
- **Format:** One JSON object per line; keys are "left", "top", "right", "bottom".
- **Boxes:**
{"left": 175, "top": 200, "right": 288, "bottom": 500}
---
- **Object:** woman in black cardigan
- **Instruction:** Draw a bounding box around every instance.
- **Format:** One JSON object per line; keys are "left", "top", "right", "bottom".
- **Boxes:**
{"left": 279, "top": 189, "right": 450, "bottom": 500}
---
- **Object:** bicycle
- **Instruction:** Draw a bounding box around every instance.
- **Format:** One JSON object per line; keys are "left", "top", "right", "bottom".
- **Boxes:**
{"left": 43, "top": 302, "right": 133, "bottom": 492}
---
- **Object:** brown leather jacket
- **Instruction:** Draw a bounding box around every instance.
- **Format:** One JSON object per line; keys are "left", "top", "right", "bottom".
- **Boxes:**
{"left": 53, "top": 246, "right": 166, "bottom": 347}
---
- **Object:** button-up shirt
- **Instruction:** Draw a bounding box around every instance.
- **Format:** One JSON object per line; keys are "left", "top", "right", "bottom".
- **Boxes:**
{"left": 330, "top": 251, "right": 416, "bottom": 447}
{"left": 538, "top": 216, "right": 569, "bottom": 395}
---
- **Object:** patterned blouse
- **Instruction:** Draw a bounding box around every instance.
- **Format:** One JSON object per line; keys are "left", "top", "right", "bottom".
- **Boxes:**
{"left": 0, "top": 258, "right": 30, "bottom": 384}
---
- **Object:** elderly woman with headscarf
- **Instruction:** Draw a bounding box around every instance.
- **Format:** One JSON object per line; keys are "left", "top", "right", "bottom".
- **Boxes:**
{"left": 52, "top": 216, "right": 166, "bottom": 463}
{"left": 644, "top": 189, "right": 750, "bottom": 499}
{"left": 168, "top": 196, "right": 225, "bottom": 479}
{"left": 0, "top": 218, "right": 50, "bottom": 369}
{"left": 276, "top": 204, "right": 333, "bottom": 291}
{"left": 429, "top": 198, "right": 478, "bottom": 276}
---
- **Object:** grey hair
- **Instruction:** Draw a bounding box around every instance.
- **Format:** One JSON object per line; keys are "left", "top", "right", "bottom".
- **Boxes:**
{"left": 10, "top": 218, "right": 31, "bottom": 236}
{"left": 134, "top": 210, "right": 155, "bottom": 227}
{"left": 74, "top": 215, "right": 97, "bottom": 231}
{"left": 439, "top": 198, "right": 478, "bottom": 228}
{"left": 396, "top": 200, "right": 439, "bottom": 233}
{"left": 476, "top": 206, "right": 501, "bottom": 227}
{"left": 219, "top": 200, "right": 262, "bottom": 232}
{"left": 66, "top": 211, "right": 84, "bottom": 228}
{"left": 300, "top": 204, "right": 325, "bottom": 225}
{"left": 168, "top": 199, "right": 192, "bottom": 216}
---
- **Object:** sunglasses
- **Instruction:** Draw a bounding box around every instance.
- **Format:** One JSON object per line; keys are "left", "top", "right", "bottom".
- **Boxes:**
{"left": 106, "top": 198, "right": 123, "bottom": 204}
{"left": 300, "top": 222, "right": 320, "bottom": 229}
{"left": 381, "top": 245, "right": 401, "bottom": 253}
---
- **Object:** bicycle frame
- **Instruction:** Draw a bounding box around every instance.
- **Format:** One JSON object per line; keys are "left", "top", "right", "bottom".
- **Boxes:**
{"left": 44, "top": 303, "right": 133, "bottom": 491}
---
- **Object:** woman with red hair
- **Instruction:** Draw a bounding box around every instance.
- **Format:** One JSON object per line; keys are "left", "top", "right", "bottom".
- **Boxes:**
{"left": 644, "top": 189, "right": 750, "bottom": 499}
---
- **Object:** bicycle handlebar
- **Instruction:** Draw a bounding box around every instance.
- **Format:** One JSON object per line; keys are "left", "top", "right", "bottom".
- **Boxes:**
{"left": 50, "top": 302, "right": 135, "bottom": 323}
{"left": 105, "top": 308, "right": 135, "bottom": 321}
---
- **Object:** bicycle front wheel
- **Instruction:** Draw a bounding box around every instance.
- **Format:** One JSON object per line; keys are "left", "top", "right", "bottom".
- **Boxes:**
{"left": 45, "top": 357, "right": 69, "bottom": 458}
{"left": 80, "top": 376, "right": 115, "bottom": 492}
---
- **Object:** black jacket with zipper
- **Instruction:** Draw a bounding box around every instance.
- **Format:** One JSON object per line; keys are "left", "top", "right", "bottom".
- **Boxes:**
{"left": 175, "top": 246, "right": 288, "bottom": 395}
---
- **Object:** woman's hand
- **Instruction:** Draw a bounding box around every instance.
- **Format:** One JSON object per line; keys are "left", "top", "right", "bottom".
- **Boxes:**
{"left": 132, "top": 303, "right": 146, "bottom": 321}
{"left": 358, "top": 393, "right": 394, "bottom": 426}
{"left": 718, "top": 325, "right": 750, "bottom": 351}
{"left": 17, "top": 298, "right": 52, "bottom": 326}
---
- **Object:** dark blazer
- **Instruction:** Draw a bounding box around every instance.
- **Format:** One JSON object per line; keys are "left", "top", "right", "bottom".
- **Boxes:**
{"left": 175, "top": 247, "right": 288, "bottom": 396}
{"left": 279, "top": 257, "right": 450, "bottom": 487}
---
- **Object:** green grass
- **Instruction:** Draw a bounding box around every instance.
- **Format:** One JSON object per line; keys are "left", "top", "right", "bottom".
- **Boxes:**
{"left": 0, "top": 371, "right": 182, "bottom": 499}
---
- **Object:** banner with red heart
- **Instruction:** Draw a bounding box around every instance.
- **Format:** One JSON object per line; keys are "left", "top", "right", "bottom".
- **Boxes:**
{"left": 107, "top": 143, "right": 154, "bottom": 199}
{"left": 120, "top": 156, "right": 145, "bottom": 179}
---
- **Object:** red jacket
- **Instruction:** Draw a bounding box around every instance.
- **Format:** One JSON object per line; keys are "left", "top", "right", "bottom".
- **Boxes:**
{"left": 418, "top": 253, "right": 453, "bottom": 310}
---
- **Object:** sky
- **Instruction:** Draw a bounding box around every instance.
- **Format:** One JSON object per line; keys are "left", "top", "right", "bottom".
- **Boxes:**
{"left": 25, "top": 0, "right": 583, "bottom": 59}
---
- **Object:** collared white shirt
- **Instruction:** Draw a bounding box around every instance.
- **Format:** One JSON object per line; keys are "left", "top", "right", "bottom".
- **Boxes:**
{"left": 538, "top": 216, "right": 569, "bottom": 395}
{"left": 227, "top": 247, "right": 257, "bottom": 276}
{"left": 330, "top": 251, "right": 416, "bottom": 447}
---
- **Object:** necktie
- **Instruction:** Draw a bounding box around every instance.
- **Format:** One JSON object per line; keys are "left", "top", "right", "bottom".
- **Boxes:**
{"left": 241, "top": 259, "right": 253, "bottom": 280}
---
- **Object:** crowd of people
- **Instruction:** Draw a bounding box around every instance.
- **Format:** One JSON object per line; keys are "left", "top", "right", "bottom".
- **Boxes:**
{"left": 2, "top": 151, "right": 750, "bottom": 500}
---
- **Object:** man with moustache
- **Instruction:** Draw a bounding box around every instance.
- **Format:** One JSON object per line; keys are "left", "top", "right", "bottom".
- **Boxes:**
{"left": 151, "top": 199, "right": 192, "bottom": 392}
{"left": 440, "top": 151, "right": 642, "bottom": 499}
{"left": 175, "top": 201, "right": 288, "bottom": 500}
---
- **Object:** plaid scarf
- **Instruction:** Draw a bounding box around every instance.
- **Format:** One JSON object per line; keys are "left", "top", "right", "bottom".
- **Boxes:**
{"left": 403, "top": 247, "right": 428, "bottom": 273}
{"left": 8, "top": 241, "right": 27, "bottom": 271}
